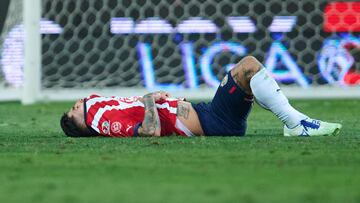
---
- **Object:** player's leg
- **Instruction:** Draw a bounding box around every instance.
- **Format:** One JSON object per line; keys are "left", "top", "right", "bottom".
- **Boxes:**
{"left": 231, "top": 56, "right": 307, "bottom": 128}
{"left": 193, "top": 57, "right": 255, "bottom": 136}
{"left": 231, "top": 56, "right": 342, "bottom": 136}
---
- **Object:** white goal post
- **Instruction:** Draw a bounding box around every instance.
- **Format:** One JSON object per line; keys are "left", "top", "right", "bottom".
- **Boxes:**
{"left": 0, "top": 0, "right": 359, "bottom": 104}
{"left": 22, "top": 0, "right": 41, "bottom": 104}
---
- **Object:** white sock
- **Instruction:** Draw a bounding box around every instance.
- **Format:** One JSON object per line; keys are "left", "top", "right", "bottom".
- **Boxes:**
{"left": 250, "top": 68, "right": 308, "bottom": 128}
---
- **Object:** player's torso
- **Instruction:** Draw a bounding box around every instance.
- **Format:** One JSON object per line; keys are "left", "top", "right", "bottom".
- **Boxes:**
{"left": 84, "top": 95, "right": 181, "bottom": 137}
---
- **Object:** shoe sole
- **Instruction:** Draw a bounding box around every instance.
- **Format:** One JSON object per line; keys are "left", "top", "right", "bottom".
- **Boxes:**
{"left": 330, "top": 124, "right": 342, "bottom": 136}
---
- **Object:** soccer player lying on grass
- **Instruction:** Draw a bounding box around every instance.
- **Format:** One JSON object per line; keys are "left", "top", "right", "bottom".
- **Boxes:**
{"left": 60, "top": 56, "right": 342, "bottom": 138}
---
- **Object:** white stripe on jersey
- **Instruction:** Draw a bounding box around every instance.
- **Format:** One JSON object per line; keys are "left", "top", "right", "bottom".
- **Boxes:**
{"left": 164, "top": 98, "right": 180, "bottom": 101}
{"left": 86, "top": 97, "right": 117, "bottom": 112}
{"left": 86, "top": 96, "right": 142, "bottom": 112}
{"left": 92, "top": 126, "right": 100, "bottom": 133}
{"left": 155, "top": 103, "right": 177, "bottom": 114}
{"left": 91, "top": 101, "right": 144, "bottom": 131}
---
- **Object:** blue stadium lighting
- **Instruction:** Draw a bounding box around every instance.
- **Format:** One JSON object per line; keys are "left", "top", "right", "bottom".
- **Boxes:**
{"left": 318, "top": 36, "right": 360, "bottom": 85}
{"left": 227, "top": 16, "right": 256, "bottom": 33}
{"left": 271, "top": 33, "right": 284, "bottom": 41}
{"left": 4, "top": 15, "right": 355, "bottom": 88}
{"left": 137, "top": 43, "right": 155, "bottom": 88}
{"left": 265, "top": 41, "right": 309, "bottom": 87}
{"left": 110, "top": 17, "right": 219, "bottom": 34}
{"left": 200, "top": 42, "right": 246, "bottom": 87}
{"left": 138, "top": 42, "right": 247, "bottom": 89}
{"left": 172, "top": 33, "right": 183, "bottom": 43}
{"left": 268, "top": 16, "right": 297, "bottom": 33}
{"left": 110, "top": 16, "right": 296, "bottom": 35}
{"left": 134, "top": 18, "right": 173, "bottom": 34}
{"left": 338, "top": 33, "right": 352, "bottom": 39}
{"left": 110, "top": 17, "right": 134, "bottom": 34}
{"left": 40, "top": 20, "right": 63, "bottom": 33}
{"left": 176, "top": 17, "right": 219, "bottom": 33}
{"left": 137, "top": 43, "right": 183, "bottom": 90}
{"left": 175, "top": 18, "right": 219, "bottom": 33}
{"left": 180, "top": 43, "right": 198, "bottom": 88}
{"left": 1, "top": 20, "right": 62, "bottom": 87}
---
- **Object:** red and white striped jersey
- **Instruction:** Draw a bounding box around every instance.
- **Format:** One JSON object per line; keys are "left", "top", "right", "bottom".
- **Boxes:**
{"left": 84, "top": 94, "right": 186, "bottom": 137}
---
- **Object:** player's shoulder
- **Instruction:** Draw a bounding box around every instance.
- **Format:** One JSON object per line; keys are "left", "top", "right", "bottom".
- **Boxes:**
{"left": 87, "top": 94, "right": 101, "bottom": 99}
{"left": 87, "top": 94, "right": 141, "bottom": 101}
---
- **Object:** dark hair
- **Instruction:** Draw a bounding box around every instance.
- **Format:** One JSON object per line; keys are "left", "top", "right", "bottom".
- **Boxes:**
{"left": 60, "top": 113, "right": 96, "bottom": 137}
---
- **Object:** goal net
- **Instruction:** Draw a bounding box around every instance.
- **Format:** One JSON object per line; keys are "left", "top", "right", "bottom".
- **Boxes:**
{"left": 1, "top": 0, "right": 359, "bottom": 102}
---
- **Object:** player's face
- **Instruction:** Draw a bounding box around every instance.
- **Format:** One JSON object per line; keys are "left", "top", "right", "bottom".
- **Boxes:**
{"left": 67, "top": 99, "right": 86, "bottom": 127}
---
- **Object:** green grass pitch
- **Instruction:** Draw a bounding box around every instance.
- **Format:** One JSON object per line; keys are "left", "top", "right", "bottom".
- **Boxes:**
{"left": 0, "top": 99, "right": 359, "bottom": 203}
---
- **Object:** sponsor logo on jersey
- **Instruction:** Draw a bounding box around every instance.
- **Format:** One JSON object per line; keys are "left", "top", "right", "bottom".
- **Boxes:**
{"left": 111, "top": 121, "right": 122, "bottom": 133}
{"left": 102, "top": 121, "right": 110, "bottom": 135}
{"left": 220, "top": 75, "right": 228, "bottom": 87}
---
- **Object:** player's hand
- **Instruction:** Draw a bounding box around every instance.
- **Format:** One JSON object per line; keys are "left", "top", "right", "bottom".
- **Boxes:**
{"left": 153, "top": 91, "right": 170, "bottom": 101}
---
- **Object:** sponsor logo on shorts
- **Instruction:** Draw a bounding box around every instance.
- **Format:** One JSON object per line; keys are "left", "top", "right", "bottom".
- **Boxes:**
{"left": 111, "top": 121, "right": 122, "bottom": 133}
{"left": 102, "top": 121, "right": 110, "bottom": 135}
{"left": 229, "top": 86, "right": 236, "bottom": 94}
{"left": 220, "top": 75, "right": 228, "bottom": 87}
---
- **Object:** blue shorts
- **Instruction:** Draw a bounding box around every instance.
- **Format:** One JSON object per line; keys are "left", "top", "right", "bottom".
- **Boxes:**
{"left": 192, "top": 72, "right": 254, "bottom": 136}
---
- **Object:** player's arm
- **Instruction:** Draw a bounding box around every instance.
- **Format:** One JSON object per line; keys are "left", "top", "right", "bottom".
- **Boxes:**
{"left": 137, "top": 92, "right": 162, "bottom": 137}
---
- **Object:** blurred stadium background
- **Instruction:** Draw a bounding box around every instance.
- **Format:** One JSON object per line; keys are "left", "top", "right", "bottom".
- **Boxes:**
{"left": 1, "top": 1, "right": 360, "bottom": 203}
{"left": 0, "top": 0, "right": 359, "bottom": 103}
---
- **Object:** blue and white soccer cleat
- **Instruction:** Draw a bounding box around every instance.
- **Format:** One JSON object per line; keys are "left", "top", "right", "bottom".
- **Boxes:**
{"left": 283, "top": 118, "right": 342, "bottom": 137}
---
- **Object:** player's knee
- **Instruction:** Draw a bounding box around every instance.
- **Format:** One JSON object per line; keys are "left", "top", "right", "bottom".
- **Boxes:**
{"left": 230, "top": 55, "right": 263, "bottom": 92}
{"left": 238, "top": 56, "right": 262, "bottom": 81}
{"left": 233, "top": 56, "right": 260, "bottom": 73}
{"left": 241, "top": 56, "right": 262, "bottom": 73}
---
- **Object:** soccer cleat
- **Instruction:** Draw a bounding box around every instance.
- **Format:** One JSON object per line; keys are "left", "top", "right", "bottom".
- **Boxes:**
{"left": 283, "top": 118, "right": 342, "bottom": 137}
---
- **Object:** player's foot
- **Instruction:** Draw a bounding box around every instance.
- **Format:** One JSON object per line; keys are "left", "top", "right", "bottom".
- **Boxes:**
{"left": 283, "top": 118, "right": 342, "bottom": 137}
